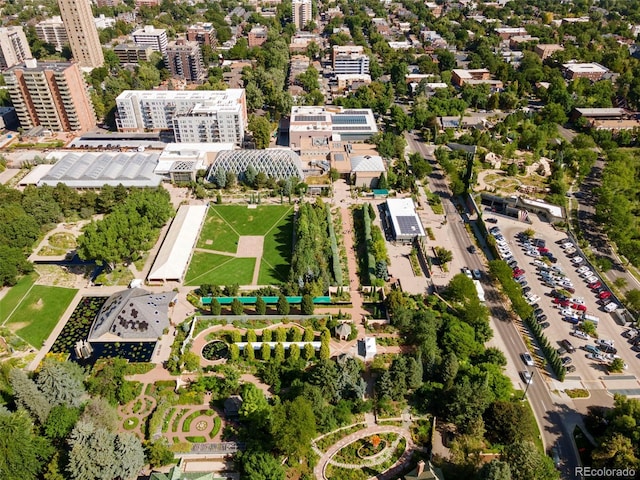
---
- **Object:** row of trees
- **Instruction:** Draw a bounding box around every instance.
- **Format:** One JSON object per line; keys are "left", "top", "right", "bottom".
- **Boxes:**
{"left": 77, "top": 188, "right": 173, "bottom": 269}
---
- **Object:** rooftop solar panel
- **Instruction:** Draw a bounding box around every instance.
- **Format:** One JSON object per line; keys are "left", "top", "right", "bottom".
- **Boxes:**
{"left": 332, "top": 115, "right": 367, "bottom": 125}
{"left": 294, "top": 115, "right": 328, "bottom": 122}
{"left": 333, "top": 126, "right": 372, "bottom": 131}
{"left": 396, "top": 216, "right": 421, "bottom": 235}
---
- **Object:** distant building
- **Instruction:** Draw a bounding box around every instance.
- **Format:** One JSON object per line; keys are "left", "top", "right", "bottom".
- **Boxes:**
{"left": 292, "top": 0, "right": 312, "bottom": 31}
{"left": 114, "top": 43, "right": 153, "bottom": 64}
{"left": 96, "top": 0, "right": 120, "bottom": 7}
{"left": 151, "top": 466, "right": 226, "bottom": 480}
{"left": 289, "top": 31, "right": 323, "bottom": 53}
{"left": 494, "top": 27, "right": 528, "bottom": 39}
{"left": 562, "top": 62, "right": 609, "bottom": 81}
{"left": 5, "top": 59, "right": 95, "bottom": 132}
{"left": 403, "top": 460, "right": 445, "bottom": 480}
{"left": 535, "top": 43, "right": 564, "bottom": 60}
{"left": 571, "top": 107, "right": 640, "bottom": 131}
{"left": 336, "top": 73, "right": 371, "bottom": 92}
{"left": 248, "top": 25, "right": 268, "bottom": 47}
{"left": 165, "top": 39, "right": 206, "bottom": 82}
{"left": 288, "top": 105, "right": 378, "bottom": 147}
{"left": 0, "top": 27, "right": 32, "bottom": 70}
{"left": 0, "top": 106, "right": 18, "bottom": 129}
{"left": 116, "top": 89, "right": 247, "bottom": 145}
{"left": 187, "top": 23, "right": 216, "bottom": 47}
{"left": 35, "top": 17, "right": 68, "bottom": 52}
{"left": 132, "top": 25, "right": 168, "bottom": 56}
{"left": 135, "top": 0, "right": 159, "bottom": 6}
{"left": 57, "top": 0, "right": 104, "bottom": 68}
{"left": 451, "top": 68, "right": 503, "bottom": 89}
{"left": 332, "top": 45, "right": 370, "bottom": 75}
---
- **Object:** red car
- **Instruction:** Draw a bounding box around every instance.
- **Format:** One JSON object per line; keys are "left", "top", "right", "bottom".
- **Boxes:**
{"left": 554, "top": 298, "right": 570, "bottom": 307}
{"left": 598, "top": 291, "right": 612, "bottom": 300}
{"left": 588, "top": 281, "right": 602, "bottom": 290}
{"left": 538, "top": 247, "right": 549, "bottom": 253}
{"left": 571, "top": 304, "right": 587, "bottom": 312}
{"left": 513, "top": 269, "right": 525, "bottom": 277}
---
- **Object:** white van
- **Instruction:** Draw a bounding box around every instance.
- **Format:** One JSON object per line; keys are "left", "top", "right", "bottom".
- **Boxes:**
{"left": 582, "top": 314, "right": 599, "bottom": 327}
{"left": 604, "top": 302, "right": 619, "bottom": 313}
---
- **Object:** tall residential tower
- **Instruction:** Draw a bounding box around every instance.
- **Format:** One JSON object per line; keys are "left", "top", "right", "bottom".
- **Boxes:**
{"left": 292, "top": 0, "right": 312, "bottom": 31}
{"left": 57, "top": 0, "right": 104, "bottom": 68}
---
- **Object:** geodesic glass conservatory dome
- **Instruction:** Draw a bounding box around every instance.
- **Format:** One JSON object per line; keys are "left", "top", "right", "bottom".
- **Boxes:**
{"left": 206, "top": 149, "right": 305, "bottom": 182}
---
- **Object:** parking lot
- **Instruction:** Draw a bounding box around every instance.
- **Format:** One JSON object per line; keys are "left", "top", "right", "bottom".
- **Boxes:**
{"left": 488, "top": 214, "right": 640, "bottom": 396}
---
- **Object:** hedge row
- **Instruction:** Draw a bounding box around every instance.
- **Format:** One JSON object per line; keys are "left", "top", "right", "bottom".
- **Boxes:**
{"left": 488, "top": 260, "right": 565, "bottom": 381}
{"left": 326, "top": 205, "right": 343, "bottom": 285}
{"left": 362, "top": 205, "right": 376, "bottom": 285}
{"left": 523, "top": 315, "right": 566, "bottom": 382}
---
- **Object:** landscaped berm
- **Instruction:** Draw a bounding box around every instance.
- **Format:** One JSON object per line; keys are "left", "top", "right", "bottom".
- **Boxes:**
{"left": 185, "top": 205, "right": 294, "bottom": 286}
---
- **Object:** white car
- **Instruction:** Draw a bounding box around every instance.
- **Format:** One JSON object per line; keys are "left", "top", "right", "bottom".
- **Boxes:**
{"left": 559, "top": 280, "right": 574, "bottom": 288}
{"left": 521, "top": 371, "right": 533, "bottom": 384}
{"left": 596, "top": 338, "right": 615, "bottom": 348}
{"left": 525, "top": 250, "right": 541, "bottom": 258}
{"left": 571, "top": 256, "right": 584, "bottom": 264}
{"left": 533, "top": 259, "right": 546, "bottom": 268}
{"left": 462, "top": 267, "right": 473, "bottom": 278}
{"left": 526, "top": 295, "right": 540, "bottom": 305}
{"left": 604, "top": 302, "right": 619, "bottom": 313}
{"left": 522, "top": 352, "right": 535, "bottom": 366}
{"left": 587, "top": 353, "right": 607, "bottom": 363}
{"left": 579, "top": 270, "right": 594, "bottom": 278}
{"left": 623, "top": 328, "right": 639, "bottom": 338}
{"left": 565, "top": 248, "right": 577, "bottom": 255}
{"left": 561, "top": 242, "right": 574, "bottom": 250}
{"left": 570, "top": 297, "right": 585, "bottom": 305}
{"left": 571, "top": 330, "right": 589, "bottom": 340}
{"left": 585, "top": 276, "right": 598, "bottom": 284}
{"left": 577, "top": 265, "right": 591, "bottom": 273}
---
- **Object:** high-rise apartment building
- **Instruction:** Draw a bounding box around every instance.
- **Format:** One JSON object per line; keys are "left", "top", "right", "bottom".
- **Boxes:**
{"left": 132, "top": 25, "right": 168, "bottom": 56}
{"left": 186, "top": 23, "right": 216, "bottom": 47}
{"left": 165, "top": 39, "right": 206, "bottom": 82}
{"left": 292, "top": 0, "right": 312, "bottom": 31}
{"left": 5, "top": 59, "right": 96, "bottom": 132}
{"left": 96, "top": 0, "right": 119, "bottom": 7}
{"left": 57, "top": 0, "right": 104, "bottom": 68}
{"left": 115, "top": 89, "right": 247, "bottom": 145}
{"left": 114, "top": 44, "right": 153, "bottom": 65}
{"left": 35, "top": 17, "right": 69, "bottom": 52}
{"left": 0, "top": 27, "right": 32, "bottom": 70}
{"left": 332, "top": 45, "right": 370, "bottom": 75}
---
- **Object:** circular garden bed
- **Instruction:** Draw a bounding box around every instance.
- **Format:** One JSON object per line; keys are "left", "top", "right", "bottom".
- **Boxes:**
{"left": 202, "top": 341, "right": 228, "bottom": 360}
{"left": 123, "top": 417, "right": 139, "bottom": 430}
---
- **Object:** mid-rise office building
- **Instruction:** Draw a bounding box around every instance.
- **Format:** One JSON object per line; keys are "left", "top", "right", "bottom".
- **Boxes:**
{"left": 115, "top": 89, "right": 247, "bottom": 145}
{"left": 332, "top": 45, "right": 370, "bottom": 75}
{"left": 0, "top": 27, "right": 32, "bottom": 70}
{"left": 96, "top": 0, "right": 119, "bottom": 6}
{"left": 57, "top": 0, "right": 104, "bottom": 68}
{"left": 35, "top": 17, "right": 69, "bottom": 52}
{"left": 165, "top": 39, "right": 205, "bottom": 82}
{"left": 4, "top": 59, "right": 96, "bottom": 132}
{"left": 187, "top": 23, "right": 216, "bottom": 46}
{"left": 114, "top": 44, "right": 154, "bottom": 64}
{"left": 132, "top": 25, "right": 168, "bottom": 56}
{"left": 292, "top": 0, "right": 312, "bottom": 31}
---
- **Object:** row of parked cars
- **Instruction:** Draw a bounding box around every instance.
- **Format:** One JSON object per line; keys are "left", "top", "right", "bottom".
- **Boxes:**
{"left": 556, "top": 238, "right": 619, "bottom": 314}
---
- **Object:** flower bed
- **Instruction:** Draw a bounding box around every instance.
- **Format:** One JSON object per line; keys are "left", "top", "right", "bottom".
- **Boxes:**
{"left": 332, "top": 433, "right": 398, "bottom": 465}
{"left": 202, "top": 341, "right": 229, "bottom": 360}
{"left": 209, "top": 416, "right": 221, "bottom": 439}
{"left": 182, "top": 409, "right": 211, "bottom": 433}
{"left": 123, "top": 417, "right": 139, "bottom": 430}
{"left": 326, "top": 437, "right": 407, "bottom": 480}
{"left": 314, "top": 424, "right": 367, "bottom": 452}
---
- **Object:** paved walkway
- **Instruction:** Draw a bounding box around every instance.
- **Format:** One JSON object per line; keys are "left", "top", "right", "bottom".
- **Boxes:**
{"left": 312, "top": 422, "right": 423, "bottom": 480}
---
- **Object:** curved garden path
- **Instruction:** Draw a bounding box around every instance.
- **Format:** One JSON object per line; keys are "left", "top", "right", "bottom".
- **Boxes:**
{"left": 313, "top": 424, "right": 422, "bottom": 480}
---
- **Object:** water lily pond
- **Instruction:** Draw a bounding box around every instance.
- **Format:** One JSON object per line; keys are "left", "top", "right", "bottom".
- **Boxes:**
{"left": 48, "top": 296, "right": 155, "bottom": 364}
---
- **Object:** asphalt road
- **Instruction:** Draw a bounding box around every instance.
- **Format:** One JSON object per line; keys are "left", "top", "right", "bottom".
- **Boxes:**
{"left": 405, "top": 131, "right": 581, "bottom": 479}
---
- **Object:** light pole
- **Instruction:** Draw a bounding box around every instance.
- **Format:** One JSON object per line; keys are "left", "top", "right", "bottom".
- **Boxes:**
{"left": 521, "top": 369, "right": 534, "bottom": 401}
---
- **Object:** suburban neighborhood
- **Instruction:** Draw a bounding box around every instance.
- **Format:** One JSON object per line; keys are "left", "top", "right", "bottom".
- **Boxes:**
{"left": 1, "top": 0, "right": 640, "bottom": 479}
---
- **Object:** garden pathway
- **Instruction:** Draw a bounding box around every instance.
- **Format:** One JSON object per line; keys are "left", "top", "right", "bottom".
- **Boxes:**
{"left": 312, "top": 424, "right": 417, "bottom": 480}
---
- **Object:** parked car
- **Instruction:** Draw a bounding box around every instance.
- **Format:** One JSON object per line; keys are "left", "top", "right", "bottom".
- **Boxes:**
{"left": 566, "top": 365, "right": 576, "bottom": 373}
{"left": 584, "top": 344, "right": 600, "bottom": 355}
{"left": 513, "top": 268, "right": 525, "bottom": 277}
{"left": 604, "top": 302, "right": 619, "bottom": 313}
{"left": 577, "top": 265, "right": 591, "bottom": 273}
{"left": 554, "top": 298, "right": 571, "bottom": 307}
{"left": 571, "top": 256, "right": 585, "bottom": 264}
{"left": 564, "top": 316, "right": 581, "bottom": 325}
{"left": 572, "top": 304, "right": 587, "bottom": 312}
{"left": 587, "top": 353, "right": 607, "bottom": 362}
{"left": 540, "top": 321, "right": 551, "bottom": 329}
{"left": 526, "top": 296, "right": 541, "bottom": 305}
{"left": 588, "top": 281, "right": 602, "bottom": 290}
{"left": 585, "top": 276, "right": 599, "bottom": 284}
{"left": 596, "top": 338, "right": 615, "bottom": 348}
{"left": 623, "top": 328, "right": 639, "bottom": 339}
{"left": 462, "top": 267, "right": 472, "bottom": 278}
{"left": 486, "top": 217, "right": 498, "bottom": 223}
{"left": 522, "top": 286, "right": 532, "bottom": 294}
{"left": 571, "top": 330, "right": 590, "bottom": 340}
{"left": 468, "top": 245, "right": 477, "bottom": 254}
{"left": 536, "top": 314, "right": 548, "bottom": 322}
{"left": 597, "top": 344, "right": 618, "bottom": 355}
{"left": 525, "top": 250, "right": 541, "bottom": 258}
{"left": 598, "top": 291, "right": 612, "bottom": 300}
{"left": 534, "top": 308, "right": 544, "bottom": 316}
{"left": 561, "top": 339, "right": 576, "bottom": 353}
{"left": 561, "top": 356, "right": 573, "bottom": 366}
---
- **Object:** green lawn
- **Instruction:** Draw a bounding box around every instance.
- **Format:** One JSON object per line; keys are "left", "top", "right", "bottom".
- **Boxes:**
{"left": 4, "top": 285, "right": 77, "bottom": 347}
{"left": 185, "top": 252, "right": 255, "bottom": 286}
{"left": 191, "top": 205, "right": 294, "bottom": 285}
{"left": 259, "top": 211, "right": 294, "bottom": 284}
{"left": 0, "top": 274, "right": 37, "bottom": 324}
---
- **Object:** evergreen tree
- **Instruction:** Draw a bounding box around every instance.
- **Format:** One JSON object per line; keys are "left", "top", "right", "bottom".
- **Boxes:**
{"left": 301, "top": 294, "right": 314, "bottom": 315}
{"left": 255, "top": 296, "right": 267, "bottom": 315}
{"left": 9, "top": 369, "right": 51, "bottom": 424}
{"left": 36, "top": 357, "right": 85, "bottom": 408}
{"left": 276, "top": 294, "right": 290, "bottom": 315}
